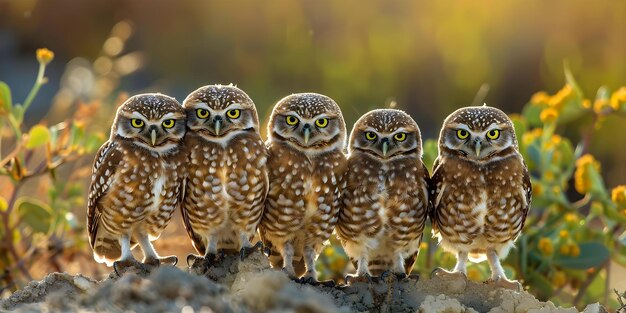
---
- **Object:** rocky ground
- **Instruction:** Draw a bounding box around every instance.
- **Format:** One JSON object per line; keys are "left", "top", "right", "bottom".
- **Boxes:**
{"left": 0, "top": 250, "right": 608, "bottom": 313}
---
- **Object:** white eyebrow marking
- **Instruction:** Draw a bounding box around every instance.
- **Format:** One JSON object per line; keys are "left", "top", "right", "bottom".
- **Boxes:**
{"left": 131, "top": 111, "right": 147, "bottom": 119}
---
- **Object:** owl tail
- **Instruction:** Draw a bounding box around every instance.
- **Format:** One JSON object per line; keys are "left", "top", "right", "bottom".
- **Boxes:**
{"left": 91, "top": 229, "right": 138, "bottom": 267}
{"left": 92, "top": 235, "right": 121, "bottom": 267}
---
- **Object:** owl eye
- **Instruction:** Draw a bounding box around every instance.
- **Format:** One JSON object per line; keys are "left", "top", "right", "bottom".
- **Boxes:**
{"left": 393, "top": 132, "right": 407, "bottom": 142}
{"left": 315, "top": 118, "right": 328, "bottom": 128}
{"left": 365, "top": 131, "right": 377, "bottom": 141}
{"left": 162, "top": 119, "right": 175, "bottom": 129}
{"left": 456, "top": 129, "right": 469, "bottom": 139}
{"left": 196, "top": 108, "right": 210, "bottom": 119}
{"left": 131, "top": 119, "right": 144, "bottom": 128}
{"left": 487, "top": 129, "right": 500, "bottom": 140}
{"left": 226, "top": 109, "right": 241, "bottom": 119}
{"left": 286, "top": 116, "right": 299, "bottom": 126}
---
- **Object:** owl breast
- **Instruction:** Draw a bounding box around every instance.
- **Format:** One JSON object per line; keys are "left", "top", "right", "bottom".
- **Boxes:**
{"left": 433, "top": 155, "right": 528, "bottom": 258}
{"left": 183, "top": 132, "right": 268, "bottom": 251}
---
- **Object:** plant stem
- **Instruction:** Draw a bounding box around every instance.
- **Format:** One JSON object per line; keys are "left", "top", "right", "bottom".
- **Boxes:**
{"left": 22, "top": 63, "right": 46, "bottom": 115}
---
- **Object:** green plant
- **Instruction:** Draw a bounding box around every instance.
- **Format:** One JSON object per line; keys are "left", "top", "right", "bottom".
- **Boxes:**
{"left": 0, "top": 49, "right": 103, "bottom": 292}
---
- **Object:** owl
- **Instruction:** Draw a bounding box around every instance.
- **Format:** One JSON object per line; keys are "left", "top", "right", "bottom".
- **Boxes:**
{"left": 87, "top": 93, "right": 186, "bottom": 275}
{"left": 337, "top": 109, "right": 430, "bottom": 283}
{"left": 259, "top": 93, "right": 347, "bottom": 286}
{"left": 181, "top": 85, "right": 268, "bottom": 272}
{"left": 430, "top": 105, "right": 531, "bottom": 291}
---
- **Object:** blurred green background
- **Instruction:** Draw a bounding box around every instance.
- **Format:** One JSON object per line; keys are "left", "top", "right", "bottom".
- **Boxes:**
{"left": 1, "top": 0, "right": 626, "bottom": 309}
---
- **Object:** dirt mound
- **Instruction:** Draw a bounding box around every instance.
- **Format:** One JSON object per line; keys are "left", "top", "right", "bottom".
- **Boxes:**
{"left": 1, "top": 250, "right": 607, "bottom": 313}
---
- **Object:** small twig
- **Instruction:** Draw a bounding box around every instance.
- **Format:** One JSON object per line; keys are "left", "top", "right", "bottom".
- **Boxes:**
{"left": 471, "top": 83, "right": 491, "bottom": 107}
{"left": 573, "top": 261, "right": 606, "bottom": 305}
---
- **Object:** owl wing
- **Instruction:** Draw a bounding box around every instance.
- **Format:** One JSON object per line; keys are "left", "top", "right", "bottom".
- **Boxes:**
{"left": 519, "top": 161, "right": 532, "bottom": 231}
{"left": 179, "top": 175, "right": 207, "bottom": 255}
{"left": 429, "top": 155, "right": 444, "bottom": 234}
{"left": 87, "top": 140, "right": 122, "bottom": 249}
{"left": 403, "top": 160, "right": 431, "bottom": 275}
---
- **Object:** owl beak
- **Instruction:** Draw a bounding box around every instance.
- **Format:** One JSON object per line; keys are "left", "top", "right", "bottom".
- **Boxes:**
{"left": 382, "top": 140, "right": 389, "bottom": 157}
{"left": 214, "top": 119, "right": 221, "bottom": 136}
{"left": 474, "top": 140, "right": 482, "bottom": 156}
{"left": 303, "top": 125, "right": 311, "bottom": 144}
{"left": 150, "top": 129, "right": 157, "bottom": 146}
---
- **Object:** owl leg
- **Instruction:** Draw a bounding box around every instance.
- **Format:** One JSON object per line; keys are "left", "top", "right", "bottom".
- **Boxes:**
{"left": 485, "top": 249, "right": 522, "bottom": 291}
{"left": 239, "top": 232, "right": 262, "bottom": 260}
{"left": 431, "top": 251, "right": 468, "bottom": 280}
{"left": 137, "top": 232, "right": 177, "bottom": 268}
{"left": 281, "top": 242, "right": 297, "bottom": 279}
{"left": 112, "top": 234, "right": 140, "bottom": 276}
{"left": 346, "top": 256, "right": 374, "bottom": 284}
{"left": 299, "top": 246, "right": 335, "bottom": 287}
{"left": 380, "top": 253, "right": 408, "bottom": 281}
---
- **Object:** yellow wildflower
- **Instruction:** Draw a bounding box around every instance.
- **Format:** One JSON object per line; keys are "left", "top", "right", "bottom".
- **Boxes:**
{"left": 574, "top": 154, "right": 600, "bottom": 194}
{"left": 564, "top": 213, "right": 578, "bottom": 223}
{"left": 569, "top": 244, "right": 580, "bottom": 257}
{"left": 540, "top": 108, "right": 559, "bottom": 123}
{"left": 610, "top": 87, "right": 626, "bottom": 111}
{"left": 593, "top": 98, "right": 611, "bottom": 114}
{"left": 538, "top": 237, "right": 554, "bottom": 256}
{"left": 36, "top": 48, "right": 55, "bottom": 65}
{"left": 532, "top": 183, "right": 543, "bottom": 197}
{"left": 582, "top": 99, "right": 591, "bottom": 109}
{"left": 552, "top": 186, "right": 561, "bottom": 194}
{"left": 548, "top": 85, "right": 573, "bottom": 110}
{"left": 559, "top": 230, "right": 569, "bottom": 239}
{"left": 612, "top": 186, "right": 626, "bottom": 209}
{"left": 420, "top": 242, "right": 428, "bottom": 250}
{"left": 560, "top": 244, "right": 570, "bottom": 255}
{"left": 551, "top": 271, "right": 567, "bottom": 288}
{"left": 531, "top": 91, "right": 550, "bottom": 105}
{"left": 0, "top": 196, "right": 7, "bottom": 211}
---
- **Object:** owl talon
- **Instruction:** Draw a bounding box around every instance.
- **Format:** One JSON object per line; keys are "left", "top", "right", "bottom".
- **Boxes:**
{"left": 431, "top": 267, "right": 467, "bottom": 280}
{"left": 159, "top": 255, "right": 178, "bottom": 266}
{"left": 187, "top": 254, "right": 210, "bottom": 274}
{"left": 407, "top": 273, "right": 420, "bottom": 282}
{"left": 240, "top": 242, "right": 263, "bottom": 260}
{"left": 346, "top": 273, "right": 374, "bottom": 284}
{"left": 113, "top": 259, "right": 141, "bottom": 277}
{"left": 380, "top": 271, "right": 407, "bottom": 282}
{"left": 485, "top": 277, "right": 523, "bottom": 292}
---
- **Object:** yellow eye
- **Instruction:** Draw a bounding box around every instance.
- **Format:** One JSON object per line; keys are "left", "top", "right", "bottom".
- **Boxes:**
{"left": 196, "top": 109, "right": 209, "bottom": 119}
{"left": 315, "top": 118, "right": 328, "bottom": 128}
{"left": 394, "top": 132, "right": 407, "bottom": 142}
{"left": 162, "top": 119, "right": 175, "bottom": 129}
{"left": 226, "top": 109, "right": 240, "bottom": 119}
{"left": 131, "top": 119, "right": 144, "bottom": 128}
{"left": 365, "top": 131, "right": 377, "bottom": 141}
{"left": 457, "top": 129, "right": 469, "bottom": 139}
{"left": 487, "top": 129, "right": 500, "bottom": 140}
{"left": 286, "top": 116, "right": 299, "bottom": 126}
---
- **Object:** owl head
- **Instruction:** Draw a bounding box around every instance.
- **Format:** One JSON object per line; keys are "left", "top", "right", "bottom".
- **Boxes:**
{"left": 183, "top": 84, "right": 260, "bottom": 141}
{"left": 439, "top": 105, "right": 518, "bottom": 161}
{"left": 349, "top": 109, "right": 422, "bottom": 160}
{"left": 268, "top": 93, "right": 346, "bottom": 153}
{"left": 112, "top": 93, "right": 186, "bottom": 154}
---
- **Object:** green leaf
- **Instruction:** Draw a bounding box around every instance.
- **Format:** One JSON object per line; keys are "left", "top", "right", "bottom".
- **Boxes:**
{"left": 0, "top": 81, "right": 12, "bottom": 115}
{"left": 16, "top": 197, "right": 52, "bottom": 233}
{"left": 528, "top": 271, "right": 553, "bottom": 299}
{"left": 26, "top": 125, "right": 51, "bottom": 149}
{"left": 553, "top": 242, "right": 609, "bottom": 269}
{"left": 522, "top": 103, "right": 543, "bottom": 128}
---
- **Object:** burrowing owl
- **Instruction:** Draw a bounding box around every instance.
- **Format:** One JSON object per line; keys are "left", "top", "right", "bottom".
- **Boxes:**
{"left": 87, "top": 93, "right": 186, "bottom": 274}
{"left": 259, "top": 93, "right": 347, "bottom": 285}
{"left": 337, "top": 109, "right": 429, "bottom": 283}
{"left": 181, "top": 85, "right": 268, "bottom": 272}
{"left": 430, "top": 105, "right": 531, "bottom": 291}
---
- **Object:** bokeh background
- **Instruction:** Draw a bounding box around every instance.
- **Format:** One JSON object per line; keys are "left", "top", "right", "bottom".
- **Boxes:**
{"left": 1, "top": 0, "right": 626, "bottom": 309}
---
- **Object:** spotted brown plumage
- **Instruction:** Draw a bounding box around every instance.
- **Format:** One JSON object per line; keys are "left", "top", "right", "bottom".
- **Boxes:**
{"left": 337, "top": 109, "right": 429, "bottom": 281}
{"left": 180, "top": 85, "right": 269, "bottom": 270}
{"left": 87, "top": 93, "right": 186, "bottom": 271}
{"left": 259, "top": 93, "right": 348, "bottom": 282}
{"left": 430, "top": 105, "right": 531, "bottom": 291}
